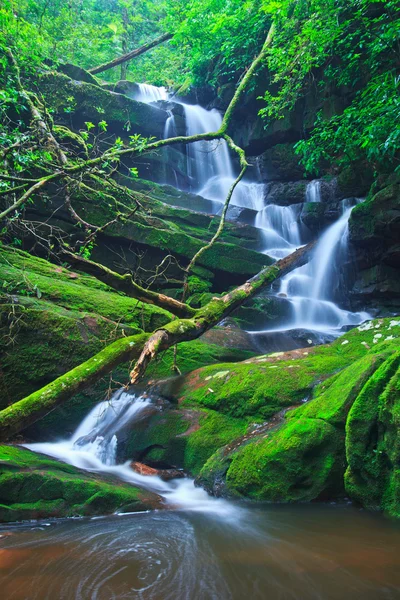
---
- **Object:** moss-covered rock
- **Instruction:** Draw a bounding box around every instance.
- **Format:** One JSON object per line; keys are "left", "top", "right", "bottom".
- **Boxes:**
{"left": 258, "top": 144, "right": 306, "bottom": 182}
{"left": 132, "top": 318, "right": 400, "bottom": 513}
{"left": 0, "top": 445, "right": 160, "bottom": 522}
{"left": 122, "top": 407, "right": 248, "bottom": 476}
{"left": 348, "top": 179, "right": 400, "bottom": 310}
{"left": 53, "top": 124, "right": 89, "bottom": 158}
{"left": 39, "top": 71, "right": 168, "bottom": 138}
{"left": 344, "top": 352, "right": 400, "bottom": 518}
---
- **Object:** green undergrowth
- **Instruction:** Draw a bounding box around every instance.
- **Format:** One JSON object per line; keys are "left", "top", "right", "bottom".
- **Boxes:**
{"left": 0, "top": 445, "right": 159, "bottom": 522}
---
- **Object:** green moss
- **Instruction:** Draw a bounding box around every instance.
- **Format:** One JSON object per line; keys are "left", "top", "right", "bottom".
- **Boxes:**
{"left": 344, "top": 352, "right": 400, "bottom": 518}
{"left": 146, "top": 339, "right": 255, "bottom": 381}
{"left": 177, "top": 318, "right": 400, "bottom": 421}
{"left": 186, "top": 319, "right": 400, "bottom": 507}
{"left": 124, "top": 407, "right": 248, "bottom": 476}
{"left": 288, "top": 352, "right": 388, "bottom": 426}
{"left": 0, "top": 445, "right": 158, "bottom": 522}
{"left": 53, "top": 125, "right": 88, "bottom": 158}
{"left": 349, "top": 181, "right": 400, "bottom": 246}
{"left": 224, "top": 417, "right": 342, "bottom": 501}
{"left": 0, "top": 247, "right": 171, "bottom": 331}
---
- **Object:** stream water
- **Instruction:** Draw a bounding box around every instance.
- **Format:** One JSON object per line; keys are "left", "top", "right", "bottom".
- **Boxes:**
{"left": 2, "top": 505, "right": 400, "bottom": 600}
{"left": 7, "top": 392, "right": 400, "bottom": 600}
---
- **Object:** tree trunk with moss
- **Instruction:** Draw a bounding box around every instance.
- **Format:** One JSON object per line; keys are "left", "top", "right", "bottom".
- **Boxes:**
{"left": 89, "top": 33, "right": 173, "bottom": 75}
{"left": 0, "top": 242, "right": 314, "bottom": 441}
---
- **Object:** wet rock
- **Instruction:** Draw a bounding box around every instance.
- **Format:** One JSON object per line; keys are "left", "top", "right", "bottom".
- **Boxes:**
{"left": 257, "top": 143, "right": 306, "bottom": 182}
{"left": 265, "top": 181, "right": 307, "bottom": 205}
{"left": 130, "top": 462, "right": 185, "bottom": 481}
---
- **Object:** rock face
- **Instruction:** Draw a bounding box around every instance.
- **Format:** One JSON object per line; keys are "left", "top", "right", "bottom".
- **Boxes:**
{"left": 0, "top": 445, "right": 161, "bottom": 522}
{"left": 118, "top": 318, "right": 400, "bottom": 518}
{"left": 39, "top": 71, "right": 168, "bottom": 139}
{"left": 348, "top": 175, "right": 400, "bottom": 311}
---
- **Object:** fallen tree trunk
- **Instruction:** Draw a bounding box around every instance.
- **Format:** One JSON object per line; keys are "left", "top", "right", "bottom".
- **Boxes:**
{"left": 89, "top": 33, "right": 173, "bottom": 75}
{"left": 0, "top": 241, "right": 314, "bottom": 441}
{"left": 61, "top": 251, "right": 196, "bottom": 319}
{"left": 0, "top": 333, "right": 149, "bottom": 442}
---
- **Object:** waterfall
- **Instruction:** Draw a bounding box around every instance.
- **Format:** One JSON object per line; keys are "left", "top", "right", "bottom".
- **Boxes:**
{"left": 131, "top": 83, "right": 369, "bottom": 338}
{"left": 180, "top": 104, "right": 234, "bottom": 194}
{"left": 306, "top": 180, "right": 321, "bottom": 203}
{"left": 25, "top": 391, "right": 238, "bottom": 516}
{"left": 265, "top": 201, "right": 370, "bottom": 332}
{"left": 134, "top": 83, "right": 168, "bottom": 103}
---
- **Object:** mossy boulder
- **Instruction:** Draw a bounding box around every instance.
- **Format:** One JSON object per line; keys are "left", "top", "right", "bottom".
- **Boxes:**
{"left": 196, "top": 335, "right": 399, "bottom": 504}
{"left": 131, "top": 318, "right": 400, "bottom": 513}
{"left": 258, "top": 143, "right": 306, "bottom": 182}
{"left": 0, "top": 445, "right": 160, "bottom": 522}
{"left": 336, "top": 163, "right": 375, "bottom": 200}
{"left": 264, "top": 180, "right": 307, "bottom": 205}
{"left": 348, "top": 180, "right": 400, "bottom": 309}
{"left": 122, "top": 407, "right": 248, "bottom": 477}
{"left": 56, "top": 63, "right": 100, "bottom": 86}
{"left": 349, "top": 181, "right": 400, "bottom": 249}
{"left": 344, "top": 351, "right": 400, "bottom": 518}
{"left": 39, "top": 71, "right": 168, "bottom": 138}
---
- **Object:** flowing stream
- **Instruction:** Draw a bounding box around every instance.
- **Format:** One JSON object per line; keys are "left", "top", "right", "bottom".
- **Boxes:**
{"left": 7, "top": 390, "right": 400, "bottom": 599}
{"left": 25, "top": 391, "right": 237, "bottom": 517}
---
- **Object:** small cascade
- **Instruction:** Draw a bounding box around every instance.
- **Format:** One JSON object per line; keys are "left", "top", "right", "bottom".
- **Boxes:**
{"left": 25, "top": 391, "right": 238, "bottom": 516}
{"left": 255, "top": 204, "right": 302, "bottom": 259}
{"left": 134, "top": 83, "right": 168, "bottom": 104}
{"left": 255, "top": 200, "right": 370, "bottom": 335}
{"left": 180, "top": 103, "right": 234, "bottom": 195}
{"left": 306, "top": 180, "right": 321, "bottom": 203}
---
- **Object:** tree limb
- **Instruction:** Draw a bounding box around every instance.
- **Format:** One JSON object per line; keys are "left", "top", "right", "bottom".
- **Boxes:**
{"left": 0, "top": 240, "right": 315, "bottom": 440}
{"left": 89, "top": 33, "right": 173, "bottom": 75}
{"left": 60, "top": 250, "right": 196, "bottom": 318}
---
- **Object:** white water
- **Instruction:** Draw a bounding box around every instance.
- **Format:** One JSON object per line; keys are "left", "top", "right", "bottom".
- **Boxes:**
{"left": 306, "top": 180, "right": 321, "bottom": 203}
{"left": 130, "top": 83, "right": 369, "bottom": 338}
{"left": 25, "top": 391, "right": 239, "bottom": 518}
{"left": 133, "top": 83, "right": 168, "bottom": 104}
{"left": 253, "top": 202, "right": 370, "bottom": 335}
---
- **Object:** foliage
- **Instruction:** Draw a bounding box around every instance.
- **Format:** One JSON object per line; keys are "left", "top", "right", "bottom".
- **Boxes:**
{"left": 258, "top": 0, "right": 400, "bottom": 173}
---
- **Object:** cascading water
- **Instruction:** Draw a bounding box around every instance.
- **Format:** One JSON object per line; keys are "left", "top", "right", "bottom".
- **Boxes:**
{"left": 306, "top": 180, "right": 321, "bottom": 203}
{"left": 252, "top": 200, "right": 370, "bottom": 337}
{"left": 133, "top": 83, "right": 168, "bottom": 104}
{"left": 25, "top": 391, "right": 238, "bottom": 517}
{"left": 255, "top": 204, "right": 302, "bottom": 260}
{"left": 130, "top": 83, "right": 369, "bottom": 342}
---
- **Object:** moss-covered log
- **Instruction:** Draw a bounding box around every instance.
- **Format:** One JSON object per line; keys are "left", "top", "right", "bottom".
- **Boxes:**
{"left": 62, "top": 251, "right": 196, "bottom": 318}
{"left": 0, "top": 240, "right": 314, "bottom": 440}
{"left": 0, "top": 333, "right": 149, "bottom": 441}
